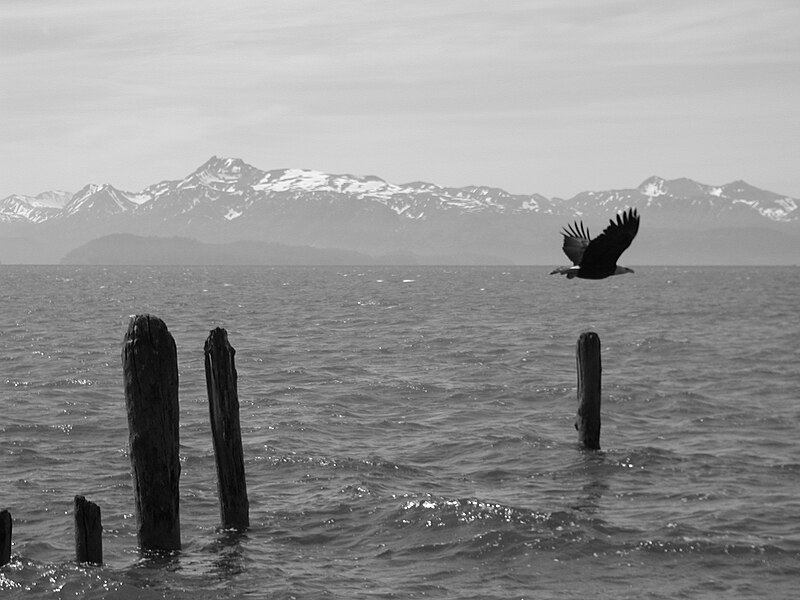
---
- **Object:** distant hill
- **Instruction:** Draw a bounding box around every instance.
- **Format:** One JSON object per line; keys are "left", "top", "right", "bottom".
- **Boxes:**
{"left": 3, "top": 156, "right": 798, "bottom": 265}
{"left": 61, "top": 234, "right": 378, "bottom": 266}
{"left": 59, "top": 234, "right": 512, "bottom": 266}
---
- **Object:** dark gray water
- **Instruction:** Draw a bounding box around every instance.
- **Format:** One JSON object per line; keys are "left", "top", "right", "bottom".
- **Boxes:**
{"left": 1, "top": 265, "right": 799, "bottom": 599}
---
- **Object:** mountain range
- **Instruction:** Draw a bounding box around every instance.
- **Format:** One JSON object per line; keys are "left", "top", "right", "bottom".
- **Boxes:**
{"left": 2, "top": 156, "right": 798, "bottom": 265}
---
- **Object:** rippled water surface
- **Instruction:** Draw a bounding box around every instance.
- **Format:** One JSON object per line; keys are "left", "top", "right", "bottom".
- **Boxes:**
{"left": 1, "top": 265, "right": 799, "bottom": 599}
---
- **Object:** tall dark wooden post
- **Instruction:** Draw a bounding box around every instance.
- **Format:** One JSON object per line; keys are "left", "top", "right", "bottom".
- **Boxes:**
{"left": 204, "top": 327, "right": 249, "bottom": 530}
{"left": 122, "top": 314, "right": 181, "bottom": 552}
{"left": 576, "top": 331, "right": 602, "bottom": 450}
{"left": 0, "top": 509, "right": 11, "bottom": 566}
{"left": 74, "top": 495, "right": 103, "bottom": 565}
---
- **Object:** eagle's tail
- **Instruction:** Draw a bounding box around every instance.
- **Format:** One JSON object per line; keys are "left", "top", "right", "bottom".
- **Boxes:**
{"left": 549, "top": 265, "right": 579, "bottom": 278}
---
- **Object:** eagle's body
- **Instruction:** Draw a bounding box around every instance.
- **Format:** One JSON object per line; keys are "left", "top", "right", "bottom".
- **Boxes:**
{"left": 550, "top": 208, "right": 640, "bottom": 279}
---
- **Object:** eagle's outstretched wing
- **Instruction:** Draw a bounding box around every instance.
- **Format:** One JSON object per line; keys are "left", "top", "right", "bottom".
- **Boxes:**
{"left": 579, "top": 208, "right": 640, "bottom": 272}
{"left": 560, "top": 220, "right": 591, "bottom": 265}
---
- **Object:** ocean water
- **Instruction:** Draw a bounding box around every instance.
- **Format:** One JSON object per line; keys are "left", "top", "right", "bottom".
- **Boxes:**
{"left": 1, "top": 265, "right": 798, "bottom": 599}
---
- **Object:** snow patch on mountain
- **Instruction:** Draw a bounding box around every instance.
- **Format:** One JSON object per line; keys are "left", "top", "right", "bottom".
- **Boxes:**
{"left": 760, "top": 197, "right": 797, "bottom": 221}
{"left": 640, "top": 177, "right": 667, "bottom": 198}
{"left": 258, "top": 169, "right": 332, "bottom": 192}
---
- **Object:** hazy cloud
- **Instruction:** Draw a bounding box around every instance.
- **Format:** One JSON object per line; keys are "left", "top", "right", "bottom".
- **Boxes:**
{"left": 1, "top": 0, "right": 798, "bottom": 198}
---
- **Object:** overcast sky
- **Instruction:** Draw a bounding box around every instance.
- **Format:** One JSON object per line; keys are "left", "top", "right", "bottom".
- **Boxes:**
{"left": 2, "top": 0, "right": 798, "bottom": 199}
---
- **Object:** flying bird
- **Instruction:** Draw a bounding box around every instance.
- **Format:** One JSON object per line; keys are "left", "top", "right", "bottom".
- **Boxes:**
{"left": 550, "top": 208, "right": 640, "bottom": 279}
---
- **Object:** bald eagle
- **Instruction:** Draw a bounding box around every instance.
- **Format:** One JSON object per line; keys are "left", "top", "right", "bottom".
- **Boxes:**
{"left": 550, "top": 208, "right": 640, "bottom": 279}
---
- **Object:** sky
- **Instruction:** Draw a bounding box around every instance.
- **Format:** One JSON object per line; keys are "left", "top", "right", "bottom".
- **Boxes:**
{"left": 2, "top": 0, "right": 799, "bottom": 200}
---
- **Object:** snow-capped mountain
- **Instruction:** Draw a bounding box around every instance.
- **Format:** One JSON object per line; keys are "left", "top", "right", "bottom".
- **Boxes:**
{"left": 2, "top": 156, "right": 796, "bottom": 226}
{"left": 62, "top": 183, "right": 150, "bottom": 218}
{"left": 1, "top": 156, "right": 798, "bottom": 265}
{"left": 568, "top": 175, "right": 798, "bottom": 227}
{"left": 0, "top": 190, "right": 72, "bottom": 223}
{"left": 130, "top": 156, "right": 559, "bottom": 225}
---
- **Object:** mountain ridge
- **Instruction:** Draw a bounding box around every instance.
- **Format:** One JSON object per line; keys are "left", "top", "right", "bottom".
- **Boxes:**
{"left": 3, "top": 155, "right": 797, "bottom": 225}
{"left": 1, "top": 156, "right": 798, "bottom": 265}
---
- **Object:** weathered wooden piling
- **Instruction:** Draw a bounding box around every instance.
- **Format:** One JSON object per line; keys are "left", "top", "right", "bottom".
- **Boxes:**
{"left": 576, "top": 331, "right": 602, "bottom": 450}
{"left": 122, "top": 314, "right": 181, "bottom": 552}
{"left": 74, "top": 495, "right": 102, "bottom": 565}
{"left": 204, "top": 327, "right": 249, "bottom": 530}
{"left": 0, "top": 509, "right": 11, "bottom": 566}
